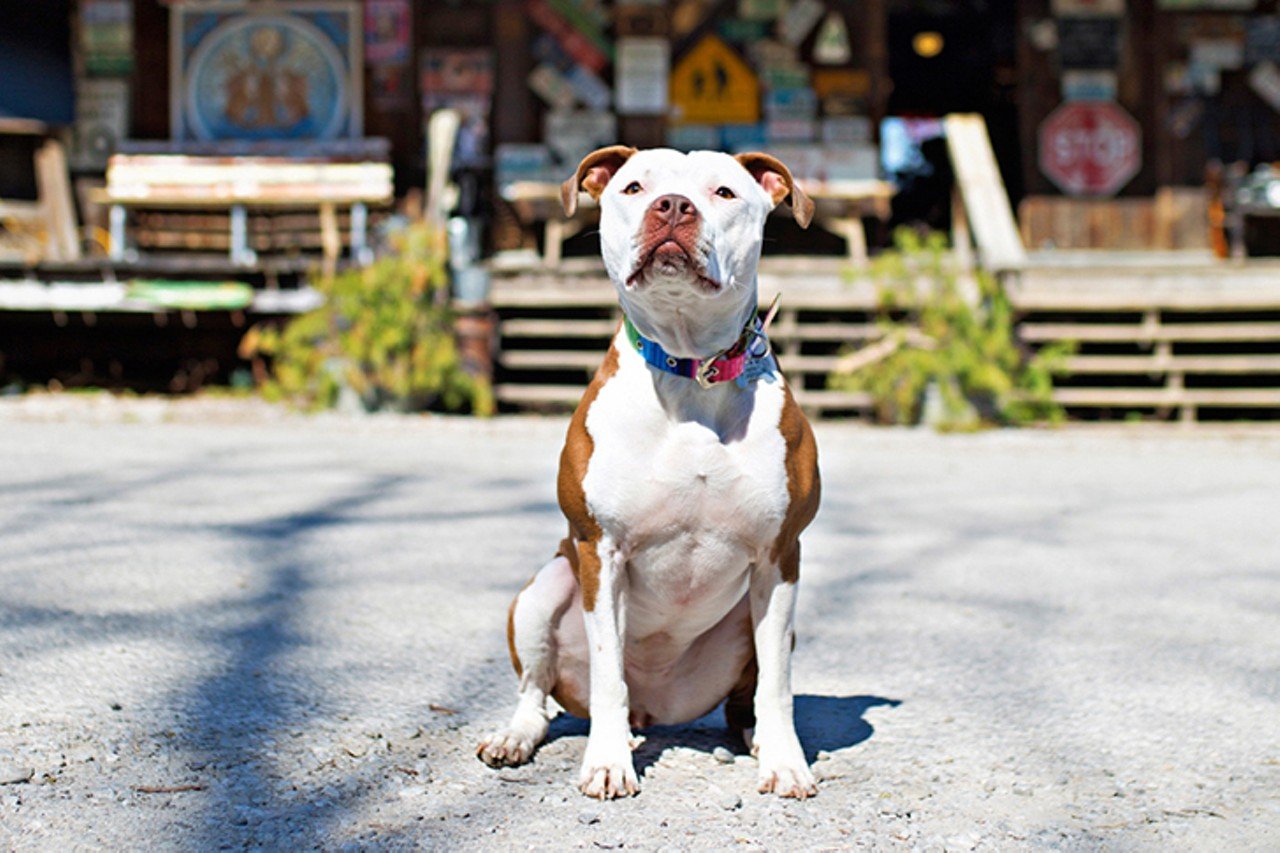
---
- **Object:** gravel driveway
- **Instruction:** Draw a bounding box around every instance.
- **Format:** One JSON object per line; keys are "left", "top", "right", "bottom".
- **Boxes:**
{"left": 0, "top": 396, "right": 1277, "bottom": 850}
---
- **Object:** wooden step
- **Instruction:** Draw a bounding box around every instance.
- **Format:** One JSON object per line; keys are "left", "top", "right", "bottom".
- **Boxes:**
{"left": 1065, "top": 354, "right": 1280, "bottom": 374}
{"left": 787, "top": 323, "right": 882, "bottom": 342}
{"left": 1053, "top": 388, "right": 1280, "bottom": 407}
{"left": 1022, "top": 322, "right": 1280, "bottom": 343}
{"left": 792, "top": 389, "right": 874, "bottom": 410}
{"left": 501, "top": 318, "right": 618, "bottom": 338}
{"left": 495, "top": 383, "right": 584, "bottom": 406}
{"left": 501, "top": 350, "right": 603, "bottom": 370}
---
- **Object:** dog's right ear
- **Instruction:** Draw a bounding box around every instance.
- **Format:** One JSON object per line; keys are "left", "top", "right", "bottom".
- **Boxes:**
{"left": 561, "top": 146, "right": 637, "bottom": 217}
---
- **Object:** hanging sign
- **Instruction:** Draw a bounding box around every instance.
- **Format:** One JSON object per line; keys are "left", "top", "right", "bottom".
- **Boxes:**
{"left": 738, "top": 0, "right": 784, "bottom": 21}
{"left": 72, "top": 78, "right": 130, "bottom": 170}
{"left": 1248, "top": 62, "right": 1280, "bottom": 114}
{"left": 1062, "top": 69, "right": 1118, "bottom": 101}
{"left": 528, "top": 64, "right": 577, "bottom": 110}
{"left": 81, "top": 0, "right": 134, "bottom": 76}
{"left": 1245, "top": 18, "right": 1280, "bottom": 64}
{"left": 670, "top": 35, "right": 760, "bottom": 124}
{"left": 813, "top": 13, "right": 852, "bottom": 65}
{"left": 526, "top": 0, "right": 610, "bottom": 73}
{"left": 1051, "top": 0, "right": 1124, "bottom": 14}
{"left": 617, "top": 38, "right": 670, "bottom": 115}
{"left": 1039, "top": 101, "right": 1141, "bottom": 197}
{"left": 170, "top": 2, "right": 362, "bottom": 141}
{"left": 364, "top": 0, "right": 410, "bottom": 65}
{"left": 780, "top": 0, "right": 826, "bottom": 47}
{"left": 1057, "top": 18, "right": 1121, "bottom": 69}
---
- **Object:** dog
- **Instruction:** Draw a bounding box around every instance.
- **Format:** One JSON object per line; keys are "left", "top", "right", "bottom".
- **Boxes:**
{"left": 477, "top": 147, "right": 821, "bottom": 800}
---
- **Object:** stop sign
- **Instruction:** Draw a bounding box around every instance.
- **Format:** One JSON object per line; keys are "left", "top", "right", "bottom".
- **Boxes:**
{"left": 1038, "top": 101, "right": 1141, "bottom": 197}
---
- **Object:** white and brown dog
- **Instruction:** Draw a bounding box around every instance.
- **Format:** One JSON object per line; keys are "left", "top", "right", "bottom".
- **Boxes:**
{"left": 477, "top": 147, "right": 821, "bottom": 800}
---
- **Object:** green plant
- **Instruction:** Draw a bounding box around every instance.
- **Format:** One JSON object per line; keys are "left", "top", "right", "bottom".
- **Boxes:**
{"left": 829, "top": 229, "right": 1072, "bottom": 430}
{"left": 241, "top": 223, "right": 494, "bottom": 415}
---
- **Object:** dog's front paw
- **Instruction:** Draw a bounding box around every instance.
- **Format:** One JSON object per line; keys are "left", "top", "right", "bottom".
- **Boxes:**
{"left": 476, "top": 729, "right": 538, "bottom": 768}
{"left": 578, "top": 743, "right": 639, "bottom": 799}
{"left": 756, "top": 743, "right": 817, "bottom": 799}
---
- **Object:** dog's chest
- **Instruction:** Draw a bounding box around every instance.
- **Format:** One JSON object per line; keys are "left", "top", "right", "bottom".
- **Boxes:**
{"left": 582, "top": 353, "right": 790, "bottom": 572}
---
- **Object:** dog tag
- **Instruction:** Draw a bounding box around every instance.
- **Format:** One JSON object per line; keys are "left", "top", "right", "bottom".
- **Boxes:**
{"left": 736, "top": 354, "right": 778, "bottom": 388}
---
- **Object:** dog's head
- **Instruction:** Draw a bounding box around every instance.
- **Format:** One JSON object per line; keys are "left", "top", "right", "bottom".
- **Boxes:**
{"left": 562, "top": 147, "right": 813, "bottom": 356}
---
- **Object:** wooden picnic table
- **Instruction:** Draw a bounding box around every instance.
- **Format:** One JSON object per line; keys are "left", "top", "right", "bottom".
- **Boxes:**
{"left": 797, "top": 178, "right": 895, "bottom": 266}
{"left": 96, "top": 154, "right": 394, "bottom": 270}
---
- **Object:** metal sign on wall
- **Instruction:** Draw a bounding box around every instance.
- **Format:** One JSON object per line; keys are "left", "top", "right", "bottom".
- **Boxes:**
{"left": 1039, "top": 101, "right": 1141, "bottom": 197}
{"left": 170, "top": 1, "right": 362, "bottom": 141}
{"left": 670, "top": 35, "right": 760, "bottom": 124}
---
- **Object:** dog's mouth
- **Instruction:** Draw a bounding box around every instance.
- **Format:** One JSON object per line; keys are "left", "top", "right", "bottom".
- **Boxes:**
{"left": 627, "top": 237, "right": 720, "bottom": 292}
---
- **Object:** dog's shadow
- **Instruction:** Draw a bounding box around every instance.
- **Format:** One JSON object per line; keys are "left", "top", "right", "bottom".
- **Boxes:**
{"left": 544, "top": 694, "right": 900, "bottom": 775}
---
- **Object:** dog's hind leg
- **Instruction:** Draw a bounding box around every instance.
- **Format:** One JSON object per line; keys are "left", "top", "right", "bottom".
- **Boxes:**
{"left": 477, "top": 553, "right": 576, "bottom": 767}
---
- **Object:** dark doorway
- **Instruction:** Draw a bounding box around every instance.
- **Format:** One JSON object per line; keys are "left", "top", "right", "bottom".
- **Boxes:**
{"left": 0, "top": 0, "right": 74, "bottom": 125}
{"left": 885, "top": 0, "right": 1023, "bottom": 230}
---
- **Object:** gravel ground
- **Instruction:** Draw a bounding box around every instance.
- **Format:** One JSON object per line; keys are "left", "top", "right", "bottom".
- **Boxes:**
{"left": 0, "top": 394, "right": 1278, "bottom": 851}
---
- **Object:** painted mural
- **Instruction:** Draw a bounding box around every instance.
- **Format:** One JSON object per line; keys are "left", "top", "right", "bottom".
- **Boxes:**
{"left": 172, "top": 2, "right": 361, "bottom": 141}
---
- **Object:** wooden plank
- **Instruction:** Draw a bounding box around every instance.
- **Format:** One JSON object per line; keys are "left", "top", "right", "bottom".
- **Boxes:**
{"left": 105, "top": 158, "right": 394, "bottom": 206}
{"left": 491, "top": 289, "right": 617, "bottom": 308}
{"left": 494, "top": 384, "right": 584, "bottom": 405}
{"left": 792, "top": 389, "right": 874, "bottom": 410}
{"left": 788, "top": 323, "right": 883, "bottom": 341}
{"left": 776, "top": 355, "right": 851, "bottom": 373}
{"left": 34, "top": 140, "right": 81, "bottom": 262}
{"left": 501, "top": 350, "right": 603, "bottom": 370}
{"left": 501, "top": 353, "right": 860, "bottom": 380}
{"left": 1021, "top": 322, "right": 1280, "bottom": 342}
{"left": 1052, "top": 388, "right": 1280, "bottom": 407}
{"left": 944, "top": 113, "right": 1027, "bottom": 272}
{"left": 1011, "top": 287, "right": 1280, "bottom": 311}
{"left": 501, "top": 318, "right": 618, "bottom": 337}
{"left": 1064, "top": 355, "right": 1280, "bottom": 374}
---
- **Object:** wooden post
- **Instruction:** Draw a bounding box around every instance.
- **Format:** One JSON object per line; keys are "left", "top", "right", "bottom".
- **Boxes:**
{"left": 319, "top": 202, "right": 340, "bottom": 279}
{"left": 34, "top": 140, "right": 80, "bottom": 262}
{"left": 952, "top": 188, "right": 973, "bottom": 272}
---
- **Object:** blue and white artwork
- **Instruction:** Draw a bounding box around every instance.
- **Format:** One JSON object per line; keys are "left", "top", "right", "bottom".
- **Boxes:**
{"left": 172, "top": 2, "right": 361, "bottom": 141}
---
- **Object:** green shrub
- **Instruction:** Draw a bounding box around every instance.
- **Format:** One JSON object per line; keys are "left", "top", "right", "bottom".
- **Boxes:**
{"left": 829, "top": 229, "right": 1072, "bottom": 429}
{"left": 241, "top": 223, "right": 494, "bottom": 415}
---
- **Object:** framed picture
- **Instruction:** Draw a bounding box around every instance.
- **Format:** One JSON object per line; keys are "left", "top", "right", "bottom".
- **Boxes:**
{"left": 170, "top": 1, "right": 362, "bottom": 141}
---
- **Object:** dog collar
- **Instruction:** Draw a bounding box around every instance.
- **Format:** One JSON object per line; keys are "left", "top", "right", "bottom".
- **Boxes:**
{"left": 623, "top": 294, "right": 780, "bottom": 390}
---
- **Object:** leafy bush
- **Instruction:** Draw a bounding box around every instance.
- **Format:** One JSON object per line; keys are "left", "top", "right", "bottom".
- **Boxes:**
{"left": 829, "top": 230, "right": 1071, "bottom": 429}
{"left": 240, "top": 223, "right": 494, "bottom": 415}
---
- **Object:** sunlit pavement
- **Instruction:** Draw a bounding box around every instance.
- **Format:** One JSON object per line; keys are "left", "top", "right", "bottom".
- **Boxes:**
{"left": 1, "top": 398, "right": 1277, "bottom": 849}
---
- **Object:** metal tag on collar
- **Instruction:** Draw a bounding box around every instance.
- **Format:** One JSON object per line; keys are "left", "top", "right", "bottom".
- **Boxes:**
{"left": 695, "top": 357, "right": 721, "bottom": 389}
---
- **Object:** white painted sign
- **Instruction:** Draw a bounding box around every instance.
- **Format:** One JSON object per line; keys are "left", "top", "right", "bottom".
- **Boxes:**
{"left": 617, "top": 38, "right": 669, "bottom": 115}
{"left": 1248, "top": 61, "right": 1280, "bottom": 114}
{"left": 1062, "top": 70, "right": 1118, "bottom": 101}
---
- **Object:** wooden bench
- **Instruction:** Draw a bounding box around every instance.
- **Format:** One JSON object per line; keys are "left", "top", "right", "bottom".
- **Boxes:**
{"left": 489, "top": 257, "right": 879, "bottom": 416}
{"left": 1011, "top": 262, "right": 1280, "bottom": 422}
{"left": 98, "top": 141, "right": 393, "bottom": 270}
{"left": 798, "top": 179, "right": 895, "bottom": 266}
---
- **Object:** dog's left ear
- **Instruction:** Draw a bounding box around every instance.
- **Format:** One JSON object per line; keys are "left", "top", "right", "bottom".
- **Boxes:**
{"left": 734, "top": 152, "right": 814, "bottom": 229}
{"left": 561, "top": 145, "right": 637, "bottom": 217}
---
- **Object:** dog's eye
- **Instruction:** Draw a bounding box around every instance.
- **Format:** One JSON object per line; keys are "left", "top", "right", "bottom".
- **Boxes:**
{"left": 715, "top": 186, "right": 736, "bottom": 200}
{"left": 622, "top": 181, "right": 643, "bottom": 195}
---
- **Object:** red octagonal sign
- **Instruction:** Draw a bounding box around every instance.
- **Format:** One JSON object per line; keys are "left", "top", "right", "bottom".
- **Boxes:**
{"left": 1038, "top": 101, "right": 1141, "bottom": 197}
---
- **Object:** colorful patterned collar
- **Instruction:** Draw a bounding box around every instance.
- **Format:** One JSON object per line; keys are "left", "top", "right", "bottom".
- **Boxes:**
{"left": 622, "top": 295, "right": 780, "bottom": 390}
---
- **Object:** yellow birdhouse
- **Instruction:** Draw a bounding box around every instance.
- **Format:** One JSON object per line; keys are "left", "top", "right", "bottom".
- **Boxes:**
{"left": 669, "top": 35, "right": 760, "bottom": 125}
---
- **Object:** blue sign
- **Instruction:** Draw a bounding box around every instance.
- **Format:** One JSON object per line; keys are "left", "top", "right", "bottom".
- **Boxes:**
{"left": 174, "top": 3, "right": 360, "bottom": 141}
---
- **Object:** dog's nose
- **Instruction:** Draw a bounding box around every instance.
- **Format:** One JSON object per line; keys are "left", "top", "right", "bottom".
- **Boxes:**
{"left": 648, "top": 194, "right": 698, "bottom": 227}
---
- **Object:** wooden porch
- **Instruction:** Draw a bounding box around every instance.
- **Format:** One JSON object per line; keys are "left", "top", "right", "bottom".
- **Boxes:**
{"left": 489, "top": 251, "right": 1280, "bottom": 423}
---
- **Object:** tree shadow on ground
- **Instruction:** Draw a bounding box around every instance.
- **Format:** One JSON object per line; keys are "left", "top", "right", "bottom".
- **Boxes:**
{"left": 540, "top": 694, "right": 900, "bottom": 775}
